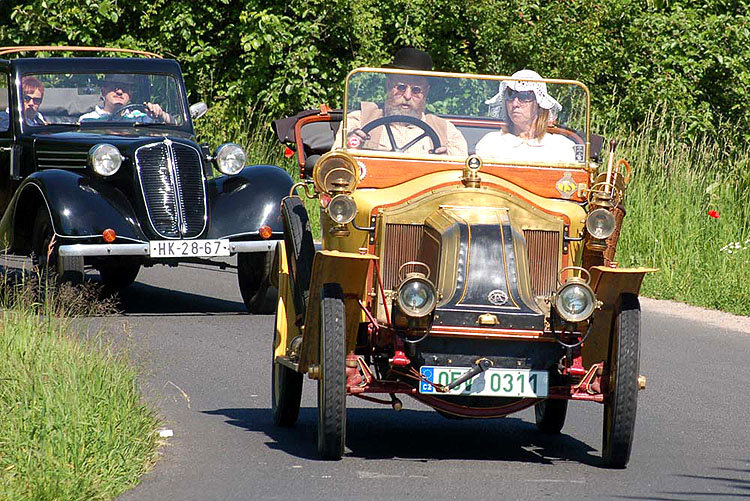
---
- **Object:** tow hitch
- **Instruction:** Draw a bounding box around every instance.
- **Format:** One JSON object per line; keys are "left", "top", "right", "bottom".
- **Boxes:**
{"left": 441, "top": 358, "right": 494, "bottom": 392}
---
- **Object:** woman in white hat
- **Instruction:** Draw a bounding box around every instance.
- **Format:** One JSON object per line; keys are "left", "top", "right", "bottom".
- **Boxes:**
{"left": 475, "top": 70, "right": 576, "bottom": 163}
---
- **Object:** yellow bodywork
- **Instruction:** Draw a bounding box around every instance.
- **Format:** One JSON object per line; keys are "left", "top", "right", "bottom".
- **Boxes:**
{"left": 581, "top": 266, "right": 658, "bottom": 366}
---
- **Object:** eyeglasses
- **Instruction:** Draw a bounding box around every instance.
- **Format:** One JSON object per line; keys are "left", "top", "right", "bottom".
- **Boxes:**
{"left": 393, "top": 83, "right": 425, "bottom": 96}
{"left": 505, "top": 89, "right": 536, "bottom": 103}
{"left": 23, "top": 95, "right": 42, "bottom": 105}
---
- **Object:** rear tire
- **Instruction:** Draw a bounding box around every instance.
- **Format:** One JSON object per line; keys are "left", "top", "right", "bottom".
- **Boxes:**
{"left": 32, "top": 207, "right": 84, "bottom": 285}
{"left": 238, "top": 250, "right": 277, "bottom": 314}
{"left": 272, "top": 308, "right": 303, "bottom": 427}
{"left": 602, "top": 293, "right": 641, "bottom": 468}
{"left": 534, "top": 398, "right": 568, "bottom": 434}
{"left": 317, "top": 283, "right": 346, "bottom": 460}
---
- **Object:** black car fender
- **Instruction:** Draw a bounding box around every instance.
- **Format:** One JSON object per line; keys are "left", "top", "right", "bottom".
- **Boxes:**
{"left": 206, "top": 164, "right": 294, "bottom": 240}
{"left": 1, "top": 169, "right": 147, "bottom": 252}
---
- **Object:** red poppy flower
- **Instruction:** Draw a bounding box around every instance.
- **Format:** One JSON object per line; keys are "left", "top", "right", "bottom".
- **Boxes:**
{"left": 708, "top": 210, "right": 720, "bottom": 219}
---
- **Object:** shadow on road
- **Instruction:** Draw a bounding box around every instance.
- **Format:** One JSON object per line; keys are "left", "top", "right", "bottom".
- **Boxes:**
{"left": 114, "top": 281, "right": 246, "bottom": 315}
{"left": 204, "top": 406, "right": 607, "bottom": 467}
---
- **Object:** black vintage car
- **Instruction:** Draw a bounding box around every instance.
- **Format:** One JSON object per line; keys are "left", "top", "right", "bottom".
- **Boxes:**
{"left": 0, "top": 47, "right": 293, "bottom": 312}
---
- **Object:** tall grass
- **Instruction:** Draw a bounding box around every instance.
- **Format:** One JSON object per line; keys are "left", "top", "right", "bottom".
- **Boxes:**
{"left": 0, "top": 276, "right": 160, "bottom": 500}
{"left": 197, "top": 104, "right": 750, "bottom": 316}
{"left": 603, "top": 108, "right": 750, "bottom": 316}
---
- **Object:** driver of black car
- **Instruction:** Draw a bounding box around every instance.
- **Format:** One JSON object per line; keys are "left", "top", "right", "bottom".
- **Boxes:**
{"left": 335, "top": 48, "right": 467, "bottom": 156}
{"left": 79, "top": 74, "right": 172, "bottom": 123}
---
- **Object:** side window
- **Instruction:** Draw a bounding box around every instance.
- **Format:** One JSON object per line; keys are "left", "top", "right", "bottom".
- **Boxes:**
{"left": 0, "top": 74, "right": 9, "bottom": 132}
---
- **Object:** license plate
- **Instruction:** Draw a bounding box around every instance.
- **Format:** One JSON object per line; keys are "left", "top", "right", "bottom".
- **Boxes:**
{"left": 419, "top": 366, "right": 548, "bottom": 397}
{"left": 149, "top": 239, "right": 230, "bottom": 258}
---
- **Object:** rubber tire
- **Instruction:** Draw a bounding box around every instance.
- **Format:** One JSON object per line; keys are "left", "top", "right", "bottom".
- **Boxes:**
{"left": 534, "top": 398, "right": 568, "bottom": 434}
{"left": 98, "top": 257, "right": 140, "bottom": 290}
{"left": 602, "top": 293, "right": 641, "bottom": 468}
{"left": 238, "top": 250, "right": 277, "bottom": 314}
{"left": 281, "top": 197, "right": 315, "bottom": 318}
{"left": 317, "top": 283, "right": 346, "bottom": 460}
{"left": 271, "top": 308, "right": 303, "bottom": 427}
{"left": 32, "top": 207, "right": 84, "bottom": 285}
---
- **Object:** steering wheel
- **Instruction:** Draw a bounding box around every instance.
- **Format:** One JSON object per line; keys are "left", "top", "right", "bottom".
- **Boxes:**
{"left": 360, "top": 115, "right": 441, "bottom": 153}
{"left": 111, "top": 103, "right": 150, "bottom": 120}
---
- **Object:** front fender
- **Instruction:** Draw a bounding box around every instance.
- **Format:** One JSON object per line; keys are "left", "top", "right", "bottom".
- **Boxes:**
{"left": 582, "top": 266, "right": 658, "bottom": 366}
{"left": 298, "top": 250, "right": 379, "bottom": 373}
{"left": 1, "top": 169, "right": 146, "bottom": 251}
{"left": 206, "top": 165, "right": 294, "bottom": 239}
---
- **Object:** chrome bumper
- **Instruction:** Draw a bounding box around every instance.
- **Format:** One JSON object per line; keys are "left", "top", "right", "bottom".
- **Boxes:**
{"left": 58, "top": 240, "right": 280, "bottom": 257}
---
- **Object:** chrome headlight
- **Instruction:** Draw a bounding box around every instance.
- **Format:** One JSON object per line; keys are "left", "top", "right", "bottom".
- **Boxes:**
{"left": 89, "top": 144, "right": 122, "bottom": 177}
{"left": 586, "top": 208, "right": 616, "bottom": 240}
{"left": 327, "top": 194, "right": 357, "bottom": 224}
{"left": 397, "top": 276, "right": 437, "bottom": 318}
{"left": 214, "top": 143, "right": 246, "bottom": 175}
{"left": 554, "top": 280, "right": 596, "bottom": 323}
{"left": 312, "top": 150, "right": 359, "bottom": 194}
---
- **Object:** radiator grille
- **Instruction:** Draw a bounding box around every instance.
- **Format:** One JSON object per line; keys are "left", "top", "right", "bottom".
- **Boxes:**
{"left": 382, "top": 223, "right": 423, "bottom": 290}
{"left": 524, "top": 229, "right": 560, "bottom": 297}
{"left": 135, "top": 141, "right": 206, "bottom": 238}
{"left": 35, "top": 150, "right": 88, "bottom": 169}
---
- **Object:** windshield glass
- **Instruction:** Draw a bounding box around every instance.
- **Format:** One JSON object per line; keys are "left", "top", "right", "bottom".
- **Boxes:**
{"left": 20, "top": 72, "right": 186, "bottom": 127}
{"left": 343, "top": 69, "right": 589, "bottom": 166}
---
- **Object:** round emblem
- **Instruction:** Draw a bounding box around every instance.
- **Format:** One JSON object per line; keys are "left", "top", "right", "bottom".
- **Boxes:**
{"left": 347, "top": 134, "right": 362, "bottom": 149}
{"left": 487, "top": 289, "right": 508, "bottom": 306}
{"left": 466, "top": 155, "right": 482, "bottom": 171}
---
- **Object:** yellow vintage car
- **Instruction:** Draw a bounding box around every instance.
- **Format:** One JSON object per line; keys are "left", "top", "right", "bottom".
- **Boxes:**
{"left": 270, "top": 67, "right": 655, "bottom": 466}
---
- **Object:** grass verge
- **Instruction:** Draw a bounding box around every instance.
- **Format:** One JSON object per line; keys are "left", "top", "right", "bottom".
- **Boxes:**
{"left": 0, "top": 276, "right": 160, "bottom": 500}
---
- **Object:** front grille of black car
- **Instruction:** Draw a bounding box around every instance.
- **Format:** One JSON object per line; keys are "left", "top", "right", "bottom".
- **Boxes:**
{"left": 135, "top": 140, "right": 206, "bottom": 238}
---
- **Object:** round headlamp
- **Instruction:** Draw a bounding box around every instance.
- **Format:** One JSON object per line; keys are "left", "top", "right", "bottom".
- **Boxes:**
{"left": 327, "top": 194, "right": 357, "bottom": 224}
{"left": 312, "top": 151, "right": 359, "bottom": 194}
{"left": 554, "top": 281, "right": 596, "bottom": 323}
{"left": 397, "top": 276, "right": 437, "bottom": 318}
{"left": 89, "top": 144, "right": 122, "bottom": 177}
{"left": 586, "top": 208, "right": 616, "bottom": 240}
{"left": 214, "top": 143, "right": 246, "bottom": 175}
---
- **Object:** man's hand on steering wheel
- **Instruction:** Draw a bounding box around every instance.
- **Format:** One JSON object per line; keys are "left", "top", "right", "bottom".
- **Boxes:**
{"left": 144, "top": 102, "right": 171, "bottom": 123}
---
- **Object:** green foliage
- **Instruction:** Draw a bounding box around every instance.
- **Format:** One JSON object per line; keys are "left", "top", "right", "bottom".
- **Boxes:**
{"left": 3, "top": 0, "right": 750, "bottom": 145}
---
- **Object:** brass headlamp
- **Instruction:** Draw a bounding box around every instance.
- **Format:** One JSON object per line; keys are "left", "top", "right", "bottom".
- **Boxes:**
{"left": 312, "top": 151, "right": 360, "bottom": 236}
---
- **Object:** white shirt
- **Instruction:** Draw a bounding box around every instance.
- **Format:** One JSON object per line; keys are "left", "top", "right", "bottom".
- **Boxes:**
{"left": 475, "top": 130, "right": 578, "bottom": 164}
{"left": 79, "top": 105, "right": 149, "bottom": 122}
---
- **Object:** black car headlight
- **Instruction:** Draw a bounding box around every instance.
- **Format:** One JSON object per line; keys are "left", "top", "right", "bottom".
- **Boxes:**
{"left": 586, "top": 208, "right": 616, "bottom": 240}
{"left": 397, "top": 276, "right": 437, "bottom": 318}
{"left": 89, "top": 144, "right": 122, "bottom": 177}
{"left": 214, "top": 143, "right": 246, "bottom": 175}
{"left": 554, "top": 280, "right": 596, "bottom": 323}
{"left": 327, "top": 194, "right": 357, "bottom": 224}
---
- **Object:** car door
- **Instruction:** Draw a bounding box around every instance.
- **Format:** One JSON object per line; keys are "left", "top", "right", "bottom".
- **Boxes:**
{"left": 0, "top": 63, "right": 14, "bottom": 213}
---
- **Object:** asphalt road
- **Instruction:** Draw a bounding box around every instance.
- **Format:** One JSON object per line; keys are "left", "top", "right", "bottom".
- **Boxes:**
{"left": 100, "top": 260, "right": 750, "bottom": 501}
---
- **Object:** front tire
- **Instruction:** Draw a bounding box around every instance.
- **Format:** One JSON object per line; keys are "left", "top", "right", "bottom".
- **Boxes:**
{"left": 238, "top": 250, "right": 277, "bottom": 314}
{"left": 602, "top": 293, "right": 641, "bottom": 468}
{"left": 32, "top": 207, "right": 84, "bottom": 285}
{"left": 97, "top": 257, "right": 140, "bottom": 290}
{"left": 317, "top": 283, "right": 346, "bottom": 460}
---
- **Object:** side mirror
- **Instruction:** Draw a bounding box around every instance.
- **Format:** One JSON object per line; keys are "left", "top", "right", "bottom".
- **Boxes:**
{"left": 189, "top": 102, "right": 208, "bottom": 121}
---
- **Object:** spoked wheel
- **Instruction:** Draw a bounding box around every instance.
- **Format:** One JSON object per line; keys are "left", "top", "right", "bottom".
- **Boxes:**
{"left": 271, "top": 307, "right": 303, "bottom": 427}
{"left": 97, "top": 257, "right": 140, "bottom": 290}
{"left": 602, "top": 293, "right": 641, "bottom": 468}
{"left": 32, "top": 207, "right": 84, "bottom": 285}
{"left": 317, "top": 283, "right": 346, "bottom": 460}
{"left": 535, "top": 398, "right": 568, "bottom": 434}
{"left": 238, "top": 250, "right": 277, "bottom": 314}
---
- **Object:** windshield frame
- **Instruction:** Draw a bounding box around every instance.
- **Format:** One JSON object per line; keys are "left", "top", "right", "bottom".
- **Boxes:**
{"left": 342, "top": 67, "right": 591, "bottom": 169}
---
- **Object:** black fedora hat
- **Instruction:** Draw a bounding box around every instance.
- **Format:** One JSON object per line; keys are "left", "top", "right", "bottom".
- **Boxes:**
{"left": 384, "top": 47, "right": 433, "bottom": 71}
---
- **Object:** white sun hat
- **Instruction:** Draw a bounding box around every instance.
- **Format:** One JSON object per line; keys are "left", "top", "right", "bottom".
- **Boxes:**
{"left": 486, "top": 69, "right": 562, "bottom": 120}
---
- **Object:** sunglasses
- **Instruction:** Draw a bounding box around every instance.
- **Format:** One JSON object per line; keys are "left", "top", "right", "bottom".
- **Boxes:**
{"left": 104, "top": 85, "right": 133, "bottom": 94}
{"left": 393, "top": 83, "right": 425, "bottom": 96}
{"left": 505, "top": 89, "right": 536, "bottom": 103}
{"left": 23, "top": 95, "right": 42, "bottom": 105}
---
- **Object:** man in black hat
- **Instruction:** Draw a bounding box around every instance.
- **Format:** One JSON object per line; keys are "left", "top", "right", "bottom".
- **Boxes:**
{"left": 335, "top": 48, "right": 467, "bottom": 156}
{"left": 79, "top": 74, "right": 171, "bottom": 123}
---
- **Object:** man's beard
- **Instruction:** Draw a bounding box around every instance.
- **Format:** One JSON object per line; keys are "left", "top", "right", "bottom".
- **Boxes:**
{"left": 384, "top": 101, "right": 423, "bottom": 118}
